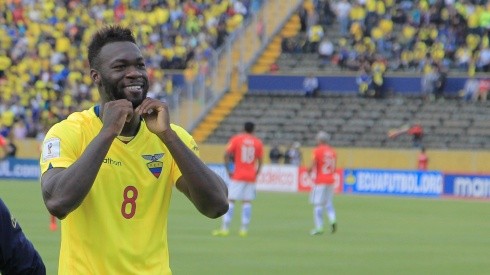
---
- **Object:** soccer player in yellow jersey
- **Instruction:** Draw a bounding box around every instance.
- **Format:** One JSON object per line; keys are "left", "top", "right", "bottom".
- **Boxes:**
{"left": 39, "top": 25, "right": 228, "bottom": 275}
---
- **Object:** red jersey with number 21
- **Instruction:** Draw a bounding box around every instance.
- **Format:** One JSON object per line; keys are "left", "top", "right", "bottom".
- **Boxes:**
{"left": 313, "top": 144, "right": 337, "bottom": 185}
{"left": 226, "top": 133, "right": 263, "bottom": 182}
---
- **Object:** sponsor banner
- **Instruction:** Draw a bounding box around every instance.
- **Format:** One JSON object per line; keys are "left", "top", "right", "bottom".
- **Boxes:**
{"left": 256, "top": 164, "right": 298, "bottom": 192}
{"left": 0, "top": 158, "right": 41, "bottom": 180}
{"left": 298, "top": 167, "right": 343, "bottom": 193}
{"left": 444, "top": 174, "right": 490, "bottom": 199}
{"left": 343, "top": 169, "right": 443, "bottom": 197}
{"left": 208, "top": 164, "right": 299, "bottom": 192}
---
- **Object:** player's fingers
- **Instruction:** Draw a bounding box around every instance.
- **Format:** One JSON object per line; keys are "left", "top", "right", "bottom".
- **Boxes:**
{"left": 135, "top": 98, "right": 154, "bottom": 114}
{"left": 136, "top": 99, "right": 165, "bottom": 115}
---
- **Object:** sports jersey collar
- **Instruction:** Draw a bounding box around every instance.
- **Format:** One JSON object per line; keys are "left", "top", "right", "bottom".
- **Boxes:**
{"left": 93, "top": 105, "right": 147, "bottom": 146}
{"left": 94, "top": 105, "right": 101, "bottom": 117}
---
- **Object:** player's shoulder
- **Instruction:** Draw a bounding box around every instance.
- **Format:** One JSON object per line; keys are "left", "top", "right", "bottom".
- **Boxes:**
{"left": 48, "top": 107, "right": 97, "bottom": 133}
{"left": 170, "top": 124, "right": 199, "bottom": 152}
{"left": 170, "top": 123, "right": 192, "bottom": 138}
{"left": 0, "top": 198, "right": 10, "bottom": 218}
{"left": 227, "top": 133, "right": 242, "bottom": 141}
{"left": 252, "top": 134, "right": 264, "bottom": 145}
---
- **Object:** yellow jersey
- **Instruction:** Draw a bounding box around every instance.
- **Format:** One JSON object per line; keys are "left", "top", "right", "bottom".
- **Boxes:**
{"left": 40, "top": 106, "right": 199, "bottom": 275}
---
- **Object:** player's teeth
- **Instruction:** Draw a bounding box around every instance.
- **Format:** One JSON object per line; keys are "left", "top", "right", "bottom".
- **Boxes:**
{"left": 127, "top": 86, "right": 141, "bottom": 91}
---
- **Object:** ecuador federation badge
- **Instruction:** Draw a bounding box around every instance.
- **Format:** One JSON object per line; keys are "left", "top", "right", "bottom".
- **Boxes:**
{"left": 142, "top": 153, "right": 164, "bottom": 178}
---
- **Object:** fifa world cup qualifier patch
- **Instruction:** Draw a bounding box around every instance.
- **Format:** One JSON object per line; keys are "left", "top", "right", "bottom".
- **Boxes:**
{"left": 42, "top": 138, "right": 61, "bottom": 162}
{"left": 142, "top": 153, "right": 164, "bottom": 178}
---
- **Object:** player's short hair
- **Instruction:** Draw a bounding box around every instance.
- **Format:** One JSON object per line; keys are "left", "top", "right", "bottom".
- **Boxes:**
{"left": 244, "top": 122, "right": 255, "bottom": 133}
{"left": 88, "top": 25, "right": 137, "bottom": 69}
{"left": 316, "top": 131, "right": 330, "bottom": 143}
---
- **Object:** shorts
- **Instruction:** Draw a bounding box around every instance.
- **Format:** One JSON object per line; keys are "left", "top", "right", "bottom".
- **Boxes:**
{"left": 309, "top": 184, "right": 335, "bottom": 205}
{"left": 228, "top": 180, "right": 256, "bottom": 201}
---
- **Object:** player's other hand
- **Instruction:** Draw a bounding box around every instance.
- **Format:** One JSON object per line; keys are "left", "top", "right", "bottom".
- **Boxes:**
{"left": 135, "top": 98, "right": 170, "bottom": 135}
{"left": 102, "top": 99, "right": 134, "bottom": 136}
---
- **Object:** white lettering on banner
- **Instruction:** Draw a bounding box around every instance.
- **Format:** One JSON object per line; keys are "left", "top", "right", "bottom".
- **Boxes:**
{"left": 0, "top": 160, "right": 40, "bottom": 179}
{"left": 256, "top": 165, "right": 298, "bottom": 192}
{"left": 419, "top": 174, "right": 443, "bottom": 194}
{"left": 0, "top": 161, "right": 11, "bottom": 177}
{"left": 454, "top": 177, "right": 490, "bottom": 198}
{"left": 357, "top": 172, "right": 442, "bottom": 195}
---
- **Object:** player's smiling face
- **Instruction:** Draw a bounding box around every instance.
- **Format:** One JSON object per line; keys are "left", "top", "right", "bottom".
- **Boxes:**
{"left": 95, "top": 41, "right": 149, "bottom": 108}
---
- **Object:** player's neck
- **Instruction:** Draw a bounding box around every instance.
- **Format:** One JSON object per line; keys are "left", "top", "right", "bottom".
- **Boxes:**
{"left": 95, "top": 105, "right": 141, "bottom": 137}
{"left": 120, "top": 117, "right": 141, "bottom": 137}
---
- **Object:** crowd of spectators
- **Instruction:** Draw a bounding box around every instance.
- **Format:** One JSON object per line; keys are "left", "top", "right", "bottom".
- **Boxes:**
{"left": 0, "top": 0, "right": 261, "bottom": 142}
{"left": 282, "top": 0, "right": 490, "bottom": 78}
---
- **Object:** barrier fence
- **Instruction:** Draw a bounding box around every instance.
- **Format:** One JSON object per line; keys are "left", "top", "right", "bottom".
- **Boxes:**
{"left": 1, "top": 158, "right": 488, "bottom": 200}
{"left": 207, "top": 164, "right": 489, "bottom": 200}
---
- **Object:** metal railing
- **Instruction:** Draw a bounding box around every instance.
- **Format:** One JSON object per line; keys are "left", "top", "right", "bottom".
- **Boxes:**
{"left": 171, "top": 0, "right": 303, "bottom": 131}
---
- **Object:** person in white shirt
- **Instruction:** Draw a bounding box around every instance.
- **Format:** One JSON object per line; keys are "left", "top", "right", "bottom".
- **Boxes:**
{"left": 303, "top": 73, "right": 319, "bottom": 97}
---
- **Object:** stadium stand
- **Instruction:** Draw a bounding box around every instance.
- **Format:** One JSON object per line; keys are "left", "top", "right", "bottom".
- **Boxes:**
{"left": 0, "top": 0, "right": 264, "bottom": 140}
{"left": 204, "top": 92, "right": 490, "bottom": 150}
{"left": 271, "top": 0, "right": 490, "bottom": 75}
{"left": 192, "top": 0, "right": 490, "bottom": 151}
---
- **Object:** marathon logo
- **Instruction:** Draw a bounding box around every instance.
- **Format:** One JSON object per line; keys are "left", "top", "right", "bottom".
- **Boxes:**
{"left": 103, "top": 157, "right": 123, "bottom": 166}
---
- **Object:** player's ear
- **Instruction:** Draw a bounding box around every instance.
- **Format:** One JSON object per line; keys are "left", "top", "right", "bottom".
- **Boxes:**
{"left": 90, "top": 69, "right": 100, "bottom": 85}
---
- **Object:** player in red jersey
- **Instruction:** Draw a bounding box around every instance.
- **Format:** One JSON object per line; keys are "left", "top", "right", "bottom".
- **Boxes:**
{"left": 417, "top": 146, "right": 429, "bottom": 170}
{"left": 213, "top": 122, "right": 263, "bottom": 237}
{"left": 0, "top": 136, "right": 6, "bottom": 159}
{"left": 308, "top": 131, "right": 337, "bottom": 235}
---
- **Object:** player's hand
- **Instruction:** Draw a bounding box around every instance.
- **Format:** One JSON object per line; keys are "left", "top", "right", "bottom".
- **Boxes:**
{"left": 102, "top": 99, "right": 134, "bottom": 136}
{"left": 135, "top": 98, "right": 170, "bottom": 135}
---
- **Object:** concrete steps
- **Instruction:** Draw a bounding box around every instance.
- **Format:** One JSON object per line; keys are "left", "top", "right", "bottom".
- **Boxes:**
{"left": 192, "top": 92, "right": 245, "bottom": 142}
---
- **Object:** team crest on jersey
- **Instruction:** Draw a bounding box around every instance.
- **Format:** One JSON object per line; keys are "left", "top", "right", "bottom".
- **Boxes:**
{"left": 142, "top": 153, "right": 164, "bottom": 178}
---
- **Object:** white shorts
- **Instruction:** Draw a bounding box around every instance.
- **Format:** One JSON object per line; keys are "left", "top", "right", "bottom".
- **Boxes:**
{"left": 228, "top": 180, "right": 256, "bottom": 201}
{"left": 309, "top": 184, "right": 335, "bottom": 205}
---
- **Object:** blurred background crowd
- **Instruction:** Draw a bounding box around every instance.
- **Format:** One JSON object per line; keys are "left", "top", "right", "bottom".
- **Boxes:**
{"left": 0, "top": 0, "right": 262, "bottom": 143}
{"left": 1, "top": 0, "right": 489, "bottom": 146}
{"left": 283, "top": 0, "right": 490, "bottom": 74}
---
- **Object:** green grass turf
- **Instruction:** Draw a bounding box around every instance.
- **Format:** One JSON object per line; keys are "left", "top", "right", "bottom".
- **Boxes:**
{"left": 1, "top": 180, "right": 490, "bottom": 275}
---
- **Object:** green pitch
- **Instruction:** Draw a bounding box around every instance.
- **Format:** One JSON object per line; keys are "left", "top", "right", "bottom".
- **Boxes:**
{"left": 1, "top": 180, "right": 489, "bottom": 275}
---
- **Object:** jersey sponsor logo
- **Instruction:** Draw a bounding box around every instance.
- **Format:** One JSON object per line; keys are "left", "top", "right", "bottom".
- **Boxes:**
{"left": 103, "top": 157, "right": 123, "bottom": 166}
{"left": 42, "top": 138, "right": 61, "bottom": 162}
{"left": 142, "top": 153, "right": 164, "bottom": 178}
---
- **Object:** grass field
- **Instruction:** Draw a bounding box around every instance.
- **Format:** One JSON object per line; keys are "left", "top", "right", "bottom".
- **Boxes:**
{"left": 1, "top": 180, "right": 490, "bottom": 275}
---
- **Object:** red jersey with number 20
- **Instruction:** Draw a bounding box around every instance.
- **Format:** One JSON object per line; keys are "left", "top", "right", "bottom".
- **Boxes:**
{"left": 312, "top": 144, "right": 337, "bottom": 185}
{"left": 226, "top": 133, "right": 263, "bottom": 182}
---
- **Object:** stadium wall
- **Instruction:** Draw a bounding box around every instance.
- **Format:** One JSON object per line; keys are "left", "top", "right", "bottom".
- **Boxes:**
{"left": 207, "top": 164, "right": 490, "bottom": 200}
{"left": 247, "top": 74, "right": 467, "bottom": 95}
{"left": 155, "top": 73, "right": 468, "bottom": 96}
{"left": 3, "top": 158, "right": 487, "bottom": 200}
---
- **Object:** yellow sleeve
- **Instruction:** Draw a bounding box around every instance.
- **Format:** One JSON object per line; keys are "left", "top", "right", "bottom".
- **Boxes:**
{"left": 169, "top": 124, "right": 200, "bottom": 183}
{"left": 40, "top": 120, "right": 81, "bottom": 174}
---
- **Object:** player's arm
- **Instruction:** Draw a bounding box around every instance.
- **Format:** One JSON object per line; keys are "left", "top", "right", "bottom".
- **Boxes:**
{"left": 136, "top": 98, "right": 228, "bottom": 219}
{"left": 307, "top": 160, "right": 315, "bottom": 174}
{"left": 256, "top": 157, "right": 263, "bottom": 177}
{"left": 0, "top": 136, "right": 6, "bottom": 160}
{"left": 162, "top": 130, "right": 228, "bottom": 218}
{"left": 41, "top": 100, "right": 134, "bottom": 219}
{"left": 307, "top": 153, "right": 317, "bottom": 174}
{"left": 224, "top": 151, "right": 234, "bottom": 177}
